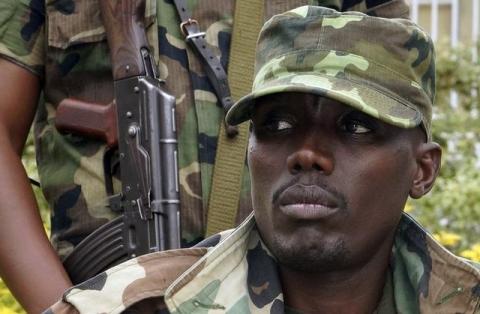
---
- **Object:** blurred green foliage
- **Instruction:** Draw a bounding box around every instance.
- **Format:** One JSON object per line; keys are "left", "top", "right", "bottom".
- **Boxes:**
{"left": 1, "top": 42, "right": 480, "bottom": 313}
{"left": 407, "top": 41, "right": 480, "bottom": 256}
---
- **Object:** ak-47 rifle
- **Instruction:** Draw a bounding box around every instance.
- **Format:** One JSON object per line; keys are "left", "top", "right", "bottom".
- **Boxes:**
{"left": 57, "top": 0, "right": 181, "bottom": 284}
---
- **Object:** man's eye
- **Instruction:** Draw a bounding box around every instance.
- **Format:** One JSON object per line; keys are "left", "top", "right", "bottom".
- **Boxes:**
{"left": 341, "top": 120, "right": 372, "bottom": 134}
{"left": 265, "top": 119, "right": 294, "bottom": 132}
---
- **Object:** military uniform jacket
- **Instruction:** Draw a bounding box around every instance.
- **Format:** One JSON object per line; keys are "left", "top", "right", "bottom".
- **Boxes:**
{"left": 0, "top": 0, "right": 256, "bottom": 257}
{"left": 46, "top": 213, "right": 480, "bottom": 313}
{"left": 0, "top": 0, "right": 410, "bottom": 258}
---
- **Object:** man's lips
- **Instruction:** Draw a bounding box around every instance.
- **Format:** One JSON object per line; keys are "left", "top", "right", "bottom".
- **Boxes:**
{"left": 277, "top": 185, "right": 344, "bottom": 220}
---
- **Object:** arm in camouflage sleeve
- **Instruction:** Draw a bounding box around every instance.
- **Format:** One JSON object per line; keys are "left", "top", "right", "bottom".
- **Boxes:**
{"left": 0, "top": 59, "right": 72, "bottom": 313}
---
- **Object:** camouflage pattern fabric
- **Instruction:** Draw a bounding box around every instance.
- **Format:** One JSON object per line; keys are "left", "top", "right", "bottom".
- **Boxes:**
{"left": 227, "top": 5, "right": 435, "bottom": 141}
{"left": 0, "top": 0, "right": 409, "bottom": 259}
{"left": 164, "top": 214, "right": 480, "bottom": 314}
{"left": 0, "top": 0, "right": 248, "bottom": 258}
{"left": 45, "top": 213, "right": 480, "bottom": 313}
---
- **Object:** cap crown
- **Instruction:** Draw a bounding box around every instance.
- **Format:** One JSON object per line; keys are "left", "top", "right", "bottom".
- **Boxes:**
{"left": 227, "top": 6, "right": 436, "bottom": 139}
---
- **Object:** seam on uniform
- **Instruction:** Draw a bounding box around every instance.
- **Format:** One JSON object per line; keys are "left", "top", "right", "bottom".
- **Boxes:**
{"left": 0, "top": 52, "right": 42, "bottom": 77}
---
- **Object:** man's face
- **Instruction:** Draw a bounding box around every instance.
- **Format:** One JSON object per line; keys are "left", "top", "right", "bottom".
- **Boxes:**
{"left": 248, "top": 92, "right": 423, "bottom": 273}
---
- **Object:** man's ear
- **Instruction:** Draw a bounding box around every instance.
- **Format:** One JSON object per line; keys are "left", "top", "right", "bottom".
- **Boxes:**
{"left": 409, "top": 142, "right": 442, "bottom": 199}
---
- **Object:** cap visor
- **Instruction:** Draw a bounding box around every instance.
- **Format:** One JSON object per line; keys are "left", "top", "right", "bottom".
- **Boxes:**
{"left": 226, "top": 73, "right": 422, "bottom": 128}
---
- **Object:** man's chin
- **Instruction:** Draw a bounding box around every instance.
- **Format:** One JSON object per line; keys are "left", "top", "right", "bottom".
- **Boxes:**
{"left": 270, "top": 235, "right": 351, "bottom": 273}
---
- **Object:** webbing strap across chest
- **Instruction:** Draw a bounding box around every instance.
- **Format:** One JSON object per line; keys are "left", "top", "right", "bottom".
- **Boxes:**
{"left": 172, "top": 0, "right": 264, "bottom": 235}
{"left": 205, "top": 0, "right": 264, "bottom": 236}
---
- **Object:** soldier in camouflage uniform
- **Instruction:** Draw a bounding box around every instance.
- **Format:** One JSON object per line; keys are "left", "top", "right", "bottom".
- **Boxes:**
{"left": 45, "top": 5, "right": 480, "bottom": 314}
{"left": 0, "top": 0, "right": 410, "bottom": 312}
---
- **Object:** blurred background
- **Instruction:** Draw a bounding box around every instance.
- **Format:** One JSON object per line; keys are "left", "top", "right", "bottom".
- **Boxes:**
{"left": 405, "top": 0, "right": 480, "bottom": 262}
{"left": 1, "top": 1, "right": 480, "bottom": 313}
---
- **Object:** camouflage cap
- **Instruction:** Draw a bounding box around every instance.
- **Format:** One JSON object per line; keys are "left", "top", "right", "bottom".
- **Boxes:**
{"left": 226, "top": 6, "right": 436, "bottom": 139}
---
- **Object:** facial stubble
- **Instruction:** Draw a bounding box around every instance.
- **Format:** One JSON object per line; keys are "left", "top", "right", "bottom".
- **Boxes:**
{"left": 268, "top": 230, "right": 351, "bottom": 273}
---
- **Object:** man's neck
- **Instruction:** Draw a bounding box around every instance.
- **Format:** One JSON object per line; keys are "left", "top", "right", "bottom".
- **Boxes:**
{"left": 279, "top": 244, "right": 393, "bottom": 314}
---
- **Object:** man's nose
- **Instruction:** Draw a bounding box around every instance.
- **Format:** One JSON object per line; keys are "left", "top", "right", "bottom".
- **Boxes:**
{"left": 286, "top": 141, "right": 334, "bottom": 175}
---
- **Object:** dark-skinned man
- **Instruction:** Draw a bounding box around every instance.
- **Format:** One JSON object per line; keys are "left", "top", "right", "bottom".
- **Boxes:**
{"left": 0, "top": 1, "right": 412, "bottom": 312}
{"left": 46, "top": 5, "right": 480, "bottom": 314}
{"left": 0, "top": 1, "right": 410, "bottom": 312}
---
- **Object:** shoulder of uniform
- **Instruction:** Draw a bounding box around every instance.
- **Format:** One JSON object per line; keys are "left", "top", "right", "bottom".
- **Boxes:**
{"left": 46, "top": 248, "right": 207, "bottom": 314}
{"left": 194, "top": 229, "right": 235, "bottom": 248}
{"left": 396, "top": 214, "right": 480, "bottom": 312}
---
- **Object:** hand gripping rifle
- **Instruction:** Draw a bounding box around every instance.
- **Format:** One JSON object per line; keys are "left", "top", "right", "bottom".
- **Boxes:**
{"left": 59, "top": 0, "right": 181, "bottom": 284}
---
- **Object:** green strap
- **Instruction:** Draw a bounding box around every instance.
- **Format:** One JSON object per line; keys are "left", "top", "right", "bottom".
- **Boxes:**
{"left": 205, "top": 0, "right": 264, "bottom": 236}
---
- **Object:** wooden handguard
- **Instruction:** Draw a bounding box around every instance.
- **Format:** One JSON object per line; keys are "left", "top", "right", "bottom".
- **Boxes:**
{"left": 55, "top": 98, "right": 118, "bottom": 148}
{"left": 99, "top": 0, "right": 149, "bottom": 80}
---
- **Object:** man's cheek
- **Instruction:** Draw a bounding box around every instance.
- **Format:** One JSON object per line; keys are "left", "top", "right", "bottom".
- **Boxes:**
{"left": 250, "top": 153, "right": 278, "bottom": 186}
{"left": 349, "top": 158, "right": 410, "bottom": 216}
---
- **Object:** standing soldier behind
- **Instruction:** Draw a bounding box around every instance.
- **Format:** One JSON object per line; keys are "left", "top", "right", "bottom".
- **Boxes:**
{"left": 0, "top": 0, "right": 409, "bottom": 312}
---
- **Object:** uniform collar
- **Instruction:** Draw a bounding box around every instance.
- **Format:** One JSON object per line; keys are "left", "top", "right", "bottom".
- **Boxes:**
{"left": 165, "top": 213, "right": 480, "bottom": 313}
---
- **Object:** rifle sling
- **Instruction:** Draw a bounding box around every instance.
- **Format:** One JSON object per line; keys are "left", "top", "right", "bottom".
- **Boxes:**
{"left": 172, "top": 0, "right": 263, "bottom": 236}
{"left": 173, "top": 0, "right": 237, "bottom": 136}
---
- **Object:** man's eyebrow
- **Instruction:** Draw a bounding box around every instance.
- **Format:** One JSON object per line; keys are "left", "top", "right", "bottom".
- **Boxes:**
{"left": 263, "top": 105, "right": 297, "bottom": 118}
{"left": 341, "top": 109, "right": 371, "bottom": 117}
{"left": 254, "top": 99, "right": 291, "bottom": 114}
{"left": 258, "top": 95, "right": 289, "bottom": 105}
